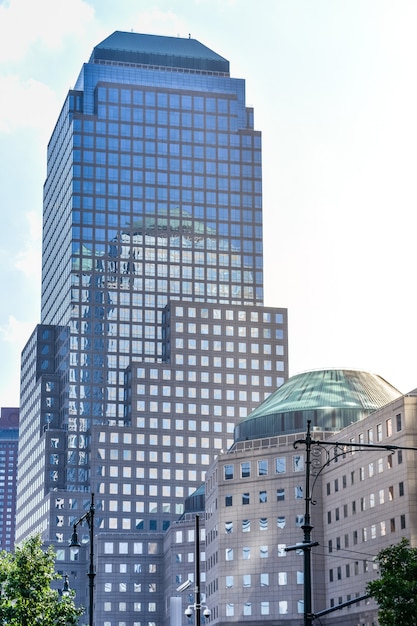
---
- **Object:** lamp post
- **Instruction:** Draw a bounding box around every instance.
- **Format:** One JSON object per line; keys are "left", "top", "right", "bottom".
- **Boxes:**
{"left": 69, "top": 493, "right": 95, "bottom": 626}
{"left": 184, "top": 514, "right": 211, "bottom": 624}
{"left": 285, "top": 422, "right": 317, "bottom": 626}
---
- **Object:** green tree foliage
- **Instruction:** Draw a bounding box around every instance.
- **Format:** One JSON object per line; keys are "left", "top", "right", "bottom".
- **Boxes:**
{"left": 0, "top": 534, "right": 83, "bottom": 625}
{"left": 366, "top": 537, "right": 417, "bottom": 626}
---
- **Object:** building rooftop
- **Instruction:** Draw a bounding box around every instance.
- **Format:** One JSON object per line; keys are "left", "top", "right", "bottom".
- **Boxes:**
{"left": 234, "top": 369, "right": 402, "bottom": 441}
{"left": 89, "top": 31, "right": 230, "bottom": 74}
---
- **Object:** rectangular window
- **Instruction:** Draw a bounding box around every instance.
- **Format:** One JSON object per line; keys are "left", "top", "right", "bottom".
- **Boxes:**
{"left": 275, "top": 457, "right": 286, "bottom": 473}
{"left": 242, "top": 493, "right": 250, "bottom": 505}
{"left": 259, "top": 490, "right": 267, "bottom": 503}
{"left": 224, "top": 464, "right": 234, "bottom": 480}
{"left": 258, "top": 459, "right": 268, "bottom": 476}
{"left": 277, "top": 488, "right": 285, "bottom": 501}
{"left": 241, "top": 462, "right": 250, "bottom": 478}
{"left": 293, "top": 455, "right": 304, "bottom": 472}
{"left": 396, "top": 413, "right": 402, "bottom": 432}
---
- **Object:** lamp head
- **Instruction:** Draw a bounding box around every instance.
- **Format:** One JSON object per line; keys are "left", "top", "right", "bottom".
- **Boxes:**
{"left": 62, "top": 574, "right": 70, "bottom": 596}
{"left": 69, "top": 525, "right": 81, "bottom": 548}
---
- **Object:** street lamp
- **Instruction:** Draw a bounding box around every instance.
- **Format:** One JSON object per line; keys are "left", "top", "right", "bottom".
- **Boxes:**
{"left": 69, "top": 493, "right": 95, "bottom": 626}
{"left": 59, "top": 573, "right": 71, "bottom": 597}
{"left": 184, "top": 514, "right": 210, "bottom": 624}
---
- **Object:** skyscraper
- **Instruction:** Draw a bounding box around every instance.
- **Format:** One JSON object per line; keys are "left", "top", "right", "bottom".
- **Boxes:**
{"left": 0, "top": 407, "right": 19, "bottom": 551}
{"left": 16, "top": 32, "right": 288, "bottom": 625}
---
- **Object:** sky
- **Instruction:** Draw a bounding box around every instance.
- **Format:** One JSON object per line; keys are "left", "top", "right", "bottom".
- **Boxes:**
{"left": 1, "top": 0, "right": 417, "bottom": 407}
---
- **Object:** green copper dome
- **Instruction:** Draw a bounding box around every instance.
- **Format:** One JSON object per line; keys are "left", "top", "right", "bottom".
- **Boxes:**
{"left": 234, "top": 369, "right": 402, "bottom": 441}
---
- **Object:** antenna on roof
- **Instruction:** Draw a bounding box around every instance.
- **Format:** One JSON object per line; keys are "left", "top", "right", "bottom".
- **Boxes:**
{"left": 189, "top": 33, "right": 191, "bottom": 39}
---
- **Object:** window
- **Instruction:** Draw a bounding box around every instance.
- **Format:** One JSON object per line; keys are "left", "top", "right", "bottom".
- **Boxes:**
{"left": 243, "top": 602, "right": 251, "bottom": 616}
{"left": 277, "top": 488, "right": 285, "bottom": 501}
{"left": 225, "top": 548, "right": 233, "bottom": 561}
{"left": 224, "top": 464, "right": 234, "bottom": 480}
{"left": 258, "top": 459, "right": 268, "bottom": 476}
{"left": 279, "top": 601, "right": 288, "bottom": 614}
{"left": 242, "top": 493, "right": 250, "bottom": 505}
{"left": 293, "top": 455, "right": 304, "bottom": 472}
{"left": 242, "top": 519, "right": 250, "bottom": 532}
{"left": 295, "top": 486, "right": 303, "bottom": 499}
{"left": 396, "top": 413, "right": 402, "bottom": 432}
{"left": 277, "top": 544, "right": 286, "bottom": 557}
{"left": 241, "top": 462, "right": 250, "bottom": 478}
{"left": 261, "top": 601, "right": 269, "bottom": 615}
{"left": 292, "top": 516, "right": 303, "bottom": 531}
{"left": 275, "top": 457, "right": 286, "bottom": 473}
{"left": 259, "top": 490, "right": 267, "bottom": 503}
{"left": 242, "top": 547, "right": 251, "bottom": 560}
{"left": 399, "top": 481, "right": 404, "bottom": 496}
{"left": 225, "top": 495, "right": 232, "bottom": 507}
{"left": 260, "top": 545, "right": 268, "bottom": 558}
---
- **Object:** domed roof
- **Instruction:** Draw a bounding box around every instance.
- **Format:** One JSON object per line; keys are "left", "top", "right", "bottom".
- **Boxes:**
{"left": 234, "top": 369, "right": 402, "bottom": 442}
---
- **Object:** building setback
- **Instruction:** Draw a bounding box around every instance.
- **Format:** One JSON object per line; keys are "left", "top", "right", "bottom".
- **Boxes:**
{"left": 15, "top": 32, "right": 288, "bottom": 625}
{"left": 0, "top": 407, "right": 19, "bottom": 551}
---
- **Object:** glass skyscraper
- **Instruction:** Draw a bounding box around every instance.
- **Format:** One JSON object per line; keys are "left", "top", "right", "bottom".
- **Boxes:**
{"left": 16, "top": 32, "right": 288, "bottom": 625}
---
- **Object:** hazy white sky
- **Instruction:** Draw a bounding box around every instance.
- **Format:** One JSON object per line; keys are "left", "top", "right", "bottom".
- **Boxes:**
{"left": 1, "top": 0, "right": 417, "bottom": 406}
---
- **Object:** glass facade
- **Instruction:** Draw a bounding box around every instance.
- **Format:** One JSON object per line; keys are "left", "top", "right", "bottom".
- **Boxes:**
{"left": 16, "top": 32, "right": 288, "bottom": 625}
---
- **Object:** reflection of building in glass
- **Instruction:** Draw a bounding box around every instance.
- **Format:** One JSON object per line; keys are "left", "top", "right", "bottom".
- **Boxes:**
{"left": 202, "top": 369, "right": 417, "bottom": 626}
{"left": 0, "top": 407, "right": 19, "bottom": 551}
{"left": 15, "top": 31, "right": 288, "bottom": 624}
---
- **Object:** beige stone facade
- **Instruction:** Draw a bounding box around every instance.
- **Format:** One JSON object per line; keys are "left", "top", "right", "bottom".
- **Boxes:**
{"left": 202, "top": 391, "right": 417, "bottom": 625}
